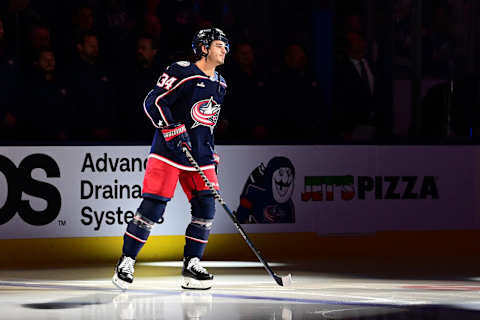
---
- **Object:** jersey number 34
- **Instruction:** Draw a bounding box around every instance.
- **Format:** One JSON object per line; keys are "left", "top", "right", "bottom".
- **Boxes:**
{"left": 157, "top": 73, "right": 177, "bottom": 90}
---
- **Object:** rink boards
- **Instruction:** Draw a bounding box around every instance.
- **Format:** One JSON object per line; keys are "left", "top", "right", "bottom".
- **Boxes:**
{"left": 0, "top": 145, "right": 479, "bottom": 266}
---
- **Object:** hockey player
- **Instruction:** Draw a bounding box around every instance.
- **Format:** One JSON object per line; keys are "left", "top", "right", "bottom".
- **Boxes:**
{"left": 113, "top": 28, "right": 229, "bottom": 290}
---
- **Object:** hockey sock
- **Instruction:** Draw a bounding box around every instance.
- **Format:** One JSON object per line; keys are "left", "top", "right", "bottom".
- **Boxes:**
{"left": 184, "top": 222, "right": 211, "bottom": 258}
{"left": 184, "top": 195, "right": 215, "bottom": 258}
{"left": 122, "top": 198, "right": 166, "bottom": 258}
{"left": 123, "top": 220, "right": 150, "bottom": 259}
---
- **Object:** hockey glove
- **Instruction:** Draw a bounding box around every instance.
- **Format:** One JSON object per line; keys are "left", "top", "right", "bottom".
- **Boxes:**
{"left": 161, "top": 123, "right": 192, "bottom": 152}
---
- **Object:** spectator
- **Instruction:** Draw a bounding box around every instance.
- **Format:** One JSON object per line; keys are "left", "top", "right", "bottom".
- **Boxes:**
{"left": 270, "top": 43, "right": 323, "bottom": 143}
{"left": 66, "top": 32, "right": 118, "bottom": 141}
{"left": 28, "top": 23, "right": 51, "bottom": 51}
{"left": 2, "top": 0, "right": 42, "bottom": 56}
{"left": 341, "top": 13, "right": 380, "bottom": 63}
{"left": 58, "top": 4, "right": 96, "bottom": 65}
{"left": 118, "top": 34, "right": 164, "bottom": 142}
{"left": 222, "top": 41, "right": 269, "bottom": 143}
{"left": 101, "top": 0, "right": 136, "bottom": 67}
{"left": 72, "top": 4, "right": 95, "bottom": 36}
{"left": 393, "top": 0, "right": 414, "bottom": 77}
{"left": 421, "top": 73, "right": 480, "bottom": 139}
{"left": 333, "top": 31, "right": 380, "bottom": 141}
{"left": 104, "top": 0, "right": 132, "bottom": 35}
{"left": 22, "top": 48, "right": 69, "bottom": 141}
{"left": 22, "top": 23, "right": 51, "bottom": 72}
{"left": 344, "top": 14, "right": 364, "bottom": 34}
{"left": 423, "top": 3, "right": 456, "bottom": 79}
{"left": 0, "top": 16, "right": 22, "bottom": 141}
{"left": 142, "top": 13, "right": 162, "bottom": 40}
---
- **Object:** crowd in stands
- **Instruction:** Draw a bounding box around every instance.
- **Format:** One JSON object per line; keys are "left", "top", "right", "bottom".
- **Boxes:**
{"left": 0, "top": 0, "right": 320, "bottom": 144}
{"left": 0, "top": 0, "right": 476, "bottom": 144}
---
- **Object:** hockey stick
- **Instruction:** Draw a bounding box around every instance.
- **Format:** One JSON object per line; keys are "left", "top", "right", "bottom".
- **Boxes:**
{"left": 182, "top": 147, "right": 292, "bottom": 287}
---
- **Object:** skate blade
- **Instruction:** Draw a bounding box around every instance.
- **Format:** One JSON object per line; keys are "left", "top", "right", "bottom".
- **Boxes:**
{"left": 112, "top": 273, "right": 130, "bottom": 291}
{"left": 181, "top": 277, "right": 213, "bottom": 290}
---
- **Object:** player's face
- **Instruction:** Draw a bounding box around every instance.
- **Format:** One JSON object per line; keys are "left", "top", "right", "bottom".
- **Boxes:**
{"left": 208, "top": 40, "right": 228, "bottom": 66}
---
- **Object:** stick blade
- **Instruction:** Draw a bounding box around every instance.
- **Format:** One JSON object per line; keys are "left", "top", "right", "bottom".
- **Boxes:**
{"left": 274, "top": 273, "right": 293, "bottom": 287}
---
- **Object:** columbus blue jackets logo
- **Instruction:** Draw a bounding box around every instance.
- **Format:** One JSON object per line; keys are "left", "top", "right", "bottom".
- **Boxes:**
{"left": 190, "top": 97, "right": 221, "bottom": 129}
{"left": 235, "top": 157, "right": 295, "bottom": 224}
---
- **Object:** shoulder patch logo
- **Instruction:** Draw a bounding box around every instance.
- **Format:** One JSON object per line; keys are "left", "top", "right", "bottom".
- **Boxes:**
{"left": 176, "top": 61, "right": 191, "bottom": 67}
{"left": 190, "top": 97, "right": 221, "bottom": 129}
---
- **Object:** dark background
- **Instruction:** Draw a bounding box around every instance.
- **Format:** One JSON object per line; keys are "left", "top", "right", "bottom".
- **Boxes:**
{"left": 1, "top": 0, "right": 479, "bottom": 145}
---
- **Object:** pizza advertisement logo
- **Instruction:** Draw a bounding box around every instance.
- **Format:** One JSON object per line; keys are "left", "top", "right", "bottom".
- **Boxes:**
{"left": 301, "top": 175, "right": 439, "bottom": 201}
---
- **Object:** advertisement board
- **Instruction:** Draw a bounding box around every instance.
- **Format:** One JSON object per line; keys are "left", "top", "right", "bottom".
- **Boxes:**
{"left": 0, "top": 145, "right": 477, "bottom": 240}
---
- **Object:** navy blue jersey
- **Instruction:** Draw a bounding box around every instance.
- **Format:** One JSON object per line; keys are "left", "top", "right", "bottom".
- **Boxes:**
{"left": 143, "top": 61, "right": 227, "bottom": 167}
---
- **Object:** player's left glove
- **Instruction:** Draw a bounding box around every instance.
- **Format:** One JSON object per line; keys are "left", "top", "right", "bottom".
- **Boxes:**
{"left": 161, "top": 123, "right": 192, "bottom": 152}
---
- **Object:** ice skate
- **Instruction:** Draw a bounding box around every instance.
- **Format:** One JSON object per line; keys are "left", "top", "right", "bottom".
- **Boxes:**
{"left": 181, "top": 257, "right": 214, "bottom": 290}
{"left": 112, "top": 255, "right": 135, "bottom": 290}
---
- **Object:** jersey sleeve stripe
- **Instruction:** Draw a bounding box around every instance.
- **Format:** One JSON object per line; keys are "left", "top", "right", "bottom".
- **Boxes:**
{"left": 154, "top": 96, "right": 170, "bottom": 127}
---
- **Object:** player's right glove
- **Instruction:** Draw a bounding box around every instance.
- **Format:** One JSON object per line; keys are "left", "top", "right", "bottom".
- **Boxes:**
{"left": 161, "top": 123, "right": 192, "bottom": 153}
